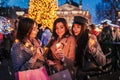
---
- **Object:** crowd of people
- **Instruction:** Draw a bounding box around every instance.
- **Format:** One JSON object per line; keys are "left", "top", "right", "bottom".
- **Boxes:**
{"left": 0, "top": 16, "right": 120, "bottom": 80}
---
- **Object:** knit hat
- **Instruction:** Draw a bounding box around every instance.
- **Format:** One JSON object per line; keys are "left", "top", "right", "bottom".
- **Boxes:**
{"left": 73, "top": 16, "right": 88, "bottom": 25}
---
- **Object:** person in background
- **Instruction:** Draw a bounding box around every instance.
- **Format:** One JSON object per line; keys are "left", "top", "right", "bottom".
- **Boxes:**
{"left": 37, "top": 24, "right": 44, "bottom": 40}
{"left": 89, "top": 24, "right": 99, "bottom": 36}
{"left": 98, "top": 21, "right": 113, "bottom": 43}
{"left": 97, "top": 21, "right": 114, "bottom": 58}
{"left": 46, "top": 18, "right": 76, "bottom": 78}
{"left": 3, "top": 32, "right": 13, "bottom": 59}
{"left": 41, "top": 27, "right": 52, "bottom": 47}
{"left": 71, "top": 16, "right": 106, "bottom": 80}
{"left": 11, "top": 18, "right": 45, "bottom": 72}
{"left": 112, "top": 27, "right": 120, "bottom": 42}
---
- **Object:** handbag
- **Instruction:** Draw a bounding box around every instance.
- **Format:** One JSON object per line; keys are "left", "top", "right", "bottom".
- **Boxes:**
{"left": 15, "top": 66, "right": 50, "bottom": 80}
{"left": 49, "top": 69, "right": 72, "bottom": 80}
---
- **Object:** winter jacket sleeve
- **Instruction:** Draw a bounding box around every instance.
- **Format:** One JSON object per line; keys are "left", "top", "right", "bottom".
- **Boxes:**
{"left": 88, "top": 35, "right": 106, "bottom": 66}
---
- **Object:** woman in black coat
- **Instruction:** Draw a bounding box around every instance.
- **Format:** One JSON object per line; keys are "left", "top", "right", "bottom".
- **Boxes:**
{"left": 71, "top": 16, "right": 106, "bottom": 80}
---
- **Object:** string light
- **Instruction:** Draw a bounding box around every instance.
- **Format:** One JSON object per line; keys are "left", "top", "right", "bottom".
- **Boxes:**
{"left": 15, "top": 39, "right": 19, "bottom": 43}
{"left": 28, "top": 0, "right": 58, "bottom": 30}
{"left": 15, "top": 39, "right": 34, "bottom": 51}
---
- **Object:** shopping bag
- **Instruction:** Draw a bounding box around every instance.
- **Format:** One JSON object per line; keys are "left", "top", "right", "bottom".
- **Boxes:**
{"left": 49, "top": 69, "right": 72, "bottom": 80}
{"left": 15, "top": 66, "right": 50, "bottom": 80}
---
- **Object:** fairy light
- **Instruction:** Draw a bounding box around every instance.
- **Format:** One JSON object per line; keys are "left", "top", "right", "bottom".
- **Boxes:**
{"left": 15, "top": 39, "right": 34, "bottom": 51}
{"left": 89, "top": 38, "right": 95, "bottom": 46}
{"left": 30, "top": 46, "right": 34, "bottom": 51}
{"left": 25, "top": 42, "right": 34, "bottom": 51}
{"left": 15, "top": 39, "right": 19, "bottom": 43}
{"left": 28, "top": 0, "right": 58, "bottom": 30}
{"left": 56, "top": 43, "right": 61, "bottom": 49}
{"left": 44, "top": 47, "right": 48, "bottom": 51}
{"left": 25, "top": 42, "right": 29, "bottom": 47}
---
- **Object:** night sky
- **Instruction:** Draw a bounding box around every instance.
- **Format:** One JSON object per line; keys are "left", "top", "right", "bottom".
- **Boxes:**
{"left": 8, "top": 0, "right": 101, "bottom": 23}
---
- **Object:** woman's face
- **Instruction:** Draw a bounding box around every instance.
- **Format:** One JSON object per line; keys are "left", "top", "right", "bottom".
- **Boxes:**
{"left": 29, "top": 23, "right": 38, "bottom": 39}
{"left": 55, "top": 22, "right": 65, "bottom": 38}
{"left": 72, "top": 24, "right": 82, "bottom": 36}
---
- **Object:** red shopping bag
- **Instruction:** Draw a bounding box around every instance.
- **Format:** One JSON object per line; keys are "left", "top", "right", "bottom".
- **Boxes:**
{"left": 15, "top": 66, "right": 50, "bottom": 80}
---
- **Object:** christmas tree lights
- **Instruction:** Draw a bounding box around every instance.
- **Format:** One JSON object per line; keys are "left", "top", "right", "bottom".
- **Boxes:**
{"left": 28, "top": 0, "right": 58, "bottom": 30}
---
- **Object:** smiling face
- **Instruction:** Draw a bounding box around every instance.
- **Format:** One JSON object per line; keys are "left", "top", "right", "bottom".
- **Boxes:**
{"left": 72, "top": 23, "right": 82, "bottom": 36}
{"left": 55, "top": 22, "right": 65, "bottom": 38}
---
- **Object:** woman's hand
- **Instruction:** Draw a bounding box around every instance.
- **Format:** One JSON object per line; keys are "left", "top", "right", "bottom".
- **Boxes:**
{"left": 55, "top": 49, "right": 64, "bottom": 60}
{"left": 32, "top": 48, "right": 42, "bottom": 61}
{"left": 48, "top": 60, "right": 63, "bottom": 71}
{"left": 54, "top": 62, "right": 63, "bottom": 71}
{"left": 88, "top": 38, "right": 96, "bottom": 54}
{"left": 88, "top": 38, "right": 95, "bottom": 47}
{"left": 47, "top": 60, "right": 56, "bottom": 66}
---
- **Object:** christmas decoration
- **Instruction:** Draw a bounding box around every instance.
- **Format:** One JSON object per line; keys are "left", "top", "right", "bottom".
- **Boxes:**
{"left": 28, "top": 0, "right": 58, "bottom": 30}
{"left": 0, "top": 16, "right": 12, "bottom": 34}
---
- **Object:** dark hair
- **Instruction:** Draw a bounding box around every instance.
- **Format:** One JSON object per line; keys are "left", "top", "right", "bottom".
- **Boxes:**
{"left": 90, "top": 24, "right": 96, "bottom": 30}
{"left": 52, "top": 18, "right": 71, "bottom": 40}
{"left": 38, "top": 24, "right": 42, "bottom": 28}
{"left": 18, "top": 16, "right": 24, "bottom": 20}
{"left": 72, "top": 20, "right": 89, "bottom": 48}
{"left": 72, "top": 16, "right": 89, "bottom": 38}
{"left": 44, "top": 27, "right": 52, "bottom": 32}
{"left": 75, "top": 30, "right": 89, "bottom": 67}
{"left": 47, "top": 18, "right": 71, "bottom": 47}
{"left": 72, "top": 16, "right": 90, "bottom": 67}
{"left": 71, "top": 21, "right": 88, "bottom": 39}
{"left": 16, "top": 18, "right": 36, "bottom": 42}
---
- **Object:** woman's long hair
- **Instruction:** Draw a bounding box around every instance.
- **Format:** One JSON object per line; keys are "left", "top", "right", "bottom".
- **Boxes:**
{"left": 16, "top": 18, "right": 35, "bottom": 42}
{"left": 73, "top": 23, "right": 89, "bottom": 68}
{"left": 47, "top": 18, "right": 71, "bottom": 48}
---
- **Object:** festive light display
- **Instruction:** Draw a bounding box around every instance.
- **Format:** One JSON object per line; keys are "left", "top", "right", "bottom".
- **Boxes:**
{"left": 0, "top": 16, "right": 12, "bottom": 34}
{"left": 15, "top": 39, "right": 34, "bottom": 51}
{"left": 28, "top": 0, "right": 58, "bottom": 30}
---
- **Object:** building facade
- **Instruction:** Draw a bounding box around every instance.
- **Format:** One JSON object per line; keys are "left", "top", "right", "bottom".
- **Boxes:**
{"left": 56, "top": 0, "right": 91, "bottom": 28}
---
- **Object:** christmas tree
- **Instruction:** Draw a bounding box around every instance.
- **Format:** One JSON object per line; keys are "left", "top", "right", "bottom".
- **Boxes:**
{"left": 28, "top": 0, "right": 58, "bottom": 30}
